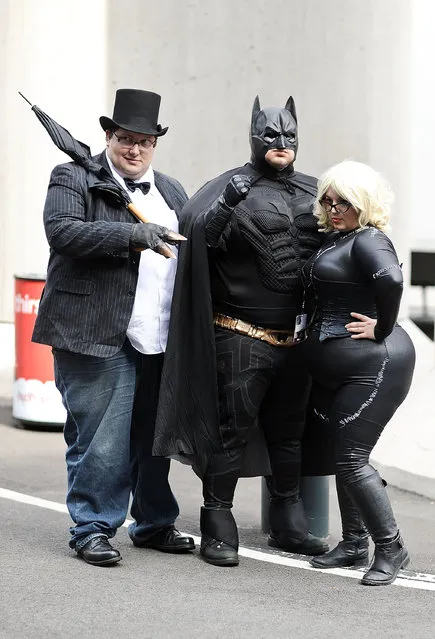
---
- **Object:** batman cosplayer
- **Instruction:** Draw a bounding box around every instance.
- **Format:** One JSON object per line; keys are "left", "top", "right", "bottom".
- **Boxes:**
{"left": 154, "top": 96, "right": 330, "bottom": 566}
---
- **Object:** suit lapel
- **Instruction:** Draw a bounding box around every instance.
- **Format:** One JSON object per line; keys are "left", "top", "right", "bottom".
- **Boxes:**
{"left": 86, "top": 151, "right": 111, "bottom": 190}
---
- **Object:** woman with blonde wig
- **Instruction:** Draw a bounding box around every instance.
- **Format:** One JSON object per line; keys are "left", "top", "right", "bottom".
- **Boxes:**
{"left": 299, "top": 160, "right": 415, "bottom": 586}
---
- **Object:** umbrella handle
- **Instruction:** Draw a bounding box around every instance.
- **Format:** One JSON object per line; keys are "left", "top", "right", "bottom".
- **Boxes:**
{"left": 127, "top": 203, "right": 186, "bottom": 259}
{"left": 127, "top": 202, "right": 149, "bottom": 225}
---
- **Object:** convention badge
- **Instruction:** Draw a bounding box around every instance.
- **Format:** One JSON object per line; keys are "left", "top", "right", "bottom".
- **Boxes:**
{"left": 293, "top": 313, "right": 307, "bottom": 343}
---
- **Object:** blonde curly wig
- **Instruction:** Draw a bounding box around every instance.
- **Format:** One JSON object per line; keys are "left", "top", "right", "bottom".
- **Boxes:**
{"left": 314, "top": 160, "right": 394, "bottom": 233}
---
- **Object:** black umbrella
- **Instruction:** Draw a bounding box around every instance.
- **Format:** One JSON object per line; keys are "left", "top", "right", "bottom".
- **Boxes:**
{"left": 19, "top": 92, "right": 184, "bottom": 258}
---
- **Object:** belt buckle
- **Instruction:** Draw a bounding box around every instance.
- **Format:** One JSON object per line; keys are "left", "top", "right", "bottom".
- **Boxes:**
{"left": 269, "top": 331, "right": 293, "bottom": 347}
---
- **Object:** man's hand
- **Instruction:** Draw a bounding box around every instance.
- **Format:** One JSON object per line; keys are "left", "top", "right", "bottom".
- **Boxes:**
{"left": 130, "top": 223, "right": 185, "bottom": 258}
{"left": 345, "top": 312, "right": 377, "bottom": 340}
{"left": 222, "top": 175, "right": 254, "bottom": 208}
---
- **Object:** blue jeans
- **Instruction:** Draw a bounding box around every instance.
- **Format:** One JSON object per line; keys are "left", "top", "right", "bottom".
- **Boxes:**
{"left": 53, "top": 341, "right": 179, "bottom": 550}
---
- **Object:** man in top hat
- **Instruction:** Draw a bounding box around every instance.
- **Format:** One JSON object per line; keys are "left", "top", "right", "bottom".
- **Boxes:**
{"left": 33, "top": 88, "right": 194, "bottom": 566}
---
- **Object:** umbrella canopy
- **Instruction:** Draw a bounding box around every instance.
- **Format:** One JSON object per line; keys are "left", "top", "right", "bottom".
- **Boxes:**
{"left": 19, "top": 92, "right": 183, "bottom": 257}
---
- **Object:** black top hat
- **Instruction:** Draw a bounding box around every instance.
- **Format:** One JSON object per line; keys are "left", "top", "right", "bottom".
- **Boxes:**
{"left": 99, "top": 89, "right": 168, "bottom": 137}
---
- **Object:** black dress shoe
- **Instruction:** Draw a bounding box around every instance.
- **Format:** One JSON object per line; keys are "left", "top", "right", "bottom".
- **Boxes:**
{"left": 77, "top": 535, "right": 122, "bottom": 566}
{"left": 133, "top": 527, "right": 195, "bottom": 553}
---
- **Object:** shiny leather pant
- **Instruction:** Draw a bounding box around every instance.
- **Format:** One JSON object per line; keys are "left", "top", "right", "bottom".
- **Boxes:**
{"left": 202, "top": 329, "right": 311, "bottom": 508}
{"left": 302, "top": 326, "right": 415, "bottom": 542}
{"left": 202, "top": 439, "right": 304, "bottom": 508}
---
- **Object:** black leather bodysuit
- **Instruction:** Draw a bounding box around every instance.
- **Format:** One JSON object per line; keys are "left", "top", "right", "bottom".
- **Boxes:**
{"left": 299, "top": 226, "right": 415, "bottom": 543}
{"left": 303, "top": 226, "right": 403, "bottom": 341}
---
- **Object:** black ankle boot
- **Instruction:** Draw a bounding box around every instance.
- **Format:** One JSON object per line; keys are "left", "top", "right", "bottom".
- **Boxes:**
{"left": 361, "top": 532, "right": 409, "bottom": 586}
{"left": 310, "top": 536, "right": 369, "bottom": 568}
{"left": 200, "top": 507, "right": 239, "bottom": 567}
{"left": 267, "top": 498, "right": 329, "bottom": 556}
{"left": 311, "top": 478, "right": 370, "bottom": 568}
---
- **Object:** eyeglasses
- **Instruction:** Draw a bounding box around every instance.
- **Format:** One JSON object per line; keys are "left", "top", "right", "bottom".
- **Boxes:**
{"left": 113, "top": 133, "right": 157, "bottom": 150}
{"left": 319, "top": 198, "right": 352, "bottom": 214}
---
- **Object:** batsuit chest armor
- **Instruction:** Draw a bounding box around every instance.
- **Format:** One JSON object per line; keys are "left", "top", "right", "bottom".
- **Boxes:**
{"left": 209, "top": 177, "right": 322, "bottom": 329}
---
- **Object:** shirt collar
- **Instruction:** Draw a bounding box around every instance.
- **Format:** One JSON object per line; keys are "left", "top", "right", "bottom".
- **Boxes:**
{"left": 105, "top": 151, "right": 155, "bottom": 187}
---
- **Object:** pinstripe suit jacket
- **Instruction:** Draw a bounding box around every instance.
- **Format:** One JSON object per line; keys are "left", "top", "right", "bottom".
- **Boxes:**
{"left": 32, "top": 151, "right": 188, "bottom": 357}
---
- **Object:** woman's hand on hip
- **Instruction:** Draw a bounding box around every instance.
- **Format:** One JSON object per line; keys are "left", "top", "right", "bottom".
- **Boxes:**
{"left": 345, "top": 312, "right": 377, "bottom": 340}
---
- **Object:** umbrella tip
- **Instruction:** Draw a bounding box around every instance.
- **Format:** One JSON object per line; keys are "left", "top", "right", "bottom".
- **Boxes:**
{"left": 18, "top": 91, "right": 33, "bottom": 107}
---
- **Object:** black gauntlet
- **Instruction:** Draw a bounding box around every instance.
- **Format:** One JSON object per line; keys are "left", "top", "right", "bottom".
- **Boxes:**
{"left": 204, "top": 175, "right": 253, "bottom": 248}
{"left": 130, "top": 223, "right": 177, "bottom": 252}
{"left": 222, "top": 175, "right": 253, "bottom": 207}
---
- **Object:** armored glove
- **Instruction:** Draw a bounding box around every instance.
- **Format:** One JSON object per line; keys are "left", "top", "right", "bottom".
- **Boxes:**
{"left": 222, "top": 175, "right": 254, "bottom": 208}
{"left": 204, "top": 175, "right": 254, "bottom": 248}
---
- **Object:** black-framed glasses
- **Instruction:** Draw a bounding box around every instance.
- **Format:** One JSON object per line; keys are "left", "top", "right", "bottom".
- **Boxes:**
{"left": 113, "top": 133, "right": 156, "bottom": 150}
{"left": 319, "top": 198, "right": 352, "bottom": 214}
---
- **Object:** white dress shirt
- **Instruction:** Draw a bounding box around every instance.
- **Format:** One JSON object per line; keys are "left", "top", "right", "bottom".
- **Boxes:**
{"left": 106, "top": 153, "right": 179, "bottom": 354}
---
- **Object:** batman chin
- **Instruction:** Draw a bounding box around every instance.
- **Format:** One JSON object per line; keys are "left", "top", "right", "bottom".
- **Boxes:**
{"left": 249, "top": 95, "right": 299, "bottom": 179}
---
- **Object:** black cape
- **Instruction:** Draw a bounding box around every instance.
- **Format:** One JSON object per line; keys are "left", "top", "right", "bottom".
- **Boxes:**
{"left": 153, "top": 163, "right": 333, "bottom": 477}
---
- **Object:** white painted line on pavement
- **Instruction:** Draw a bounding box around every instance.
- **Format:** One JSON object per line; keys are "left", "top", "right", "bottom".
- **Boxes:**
{"left": 0, "top": 487, "right": 69, "bottom": 513}
{"left": 1, "top": 486, "right": 435, "bottom": 591}
{"left": 236, "top": 545, "right": 435, "bottom": 591}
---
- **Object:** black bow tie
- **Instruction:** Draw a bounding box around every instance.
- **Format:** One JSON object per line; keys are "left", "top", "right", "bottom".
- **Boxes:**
{"left": 124, "top": 179, "right": 151, "bottom": 195}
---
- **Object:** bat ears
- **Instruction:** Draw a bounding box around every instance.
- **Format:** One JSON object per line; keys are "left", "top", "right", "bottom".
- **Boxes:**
{"left": 285, "top": 96, "right": 297, "bottom": 123}
{"left": 251, "top": 95, "right": 261, "bottom": 126}
{"left": 251, "top": 94, "right": 297, "bottom": 124}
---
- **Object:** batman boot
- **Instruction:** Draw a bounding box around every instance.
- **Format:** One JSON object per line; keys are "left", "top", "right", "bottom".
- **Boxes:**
{"left": 200, "top": 507, "right": 239, "bottom": 567}
{"left": 311, "top": 477, "right": 369, "bottom": 568}
{"left": 268, "top": 498, "right": 329, "bottom": 556}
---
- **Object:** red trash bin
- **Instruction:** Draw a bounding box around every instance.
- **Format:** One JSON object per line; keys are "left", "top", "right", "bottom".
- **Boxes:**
{"left": 13, "top": 273, "right": 66, "bottom": 426}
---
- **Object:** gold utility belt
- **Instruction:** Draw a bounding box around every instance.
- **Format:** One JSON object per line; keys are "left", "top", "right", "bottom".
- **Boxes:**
{"left": 214, "top": 313, "right": 295, "bottom": 347}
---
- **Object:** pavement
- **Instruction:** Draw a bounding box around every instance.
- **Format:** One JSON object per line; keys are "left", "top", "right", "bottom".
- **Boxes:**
{"left": 1, "top": 405, "right": 435, "bottom": 639}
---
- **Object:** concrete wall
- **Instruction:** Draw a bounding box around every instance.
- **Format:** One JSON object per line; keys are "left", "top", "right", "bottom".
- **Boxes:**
{"left": 0, "top": 0, "right": 108, "bottom": 323}
{"left": 107, "top": 0, "right": 408, "bottom": 190}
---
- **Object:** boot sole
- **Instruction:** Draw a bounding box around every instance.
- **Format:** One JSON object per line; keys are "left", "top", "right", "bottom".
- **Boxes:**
{"left": 360, "top": 555, "right": 410, "bottom": 586}
{"left": 268, "top": 538, "right": 329, "bottom": 556}
{"left": 200, "top": 552, "right": 239, "bottom": 567}
{"left": 310, "top": 555, "right": 369, "bottom": 569}
{"left": 134, "top": 543, "right": 195, "bottom": 553}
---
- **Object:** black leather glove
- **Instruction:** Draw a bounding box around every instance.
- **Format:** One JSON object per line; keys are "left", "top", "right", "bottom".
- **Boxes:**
{"left": 130, "top": 223, "right": 180, "bottom": 252}
{"left": 222, "top": 175, "right": 254, "bottom": 208}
